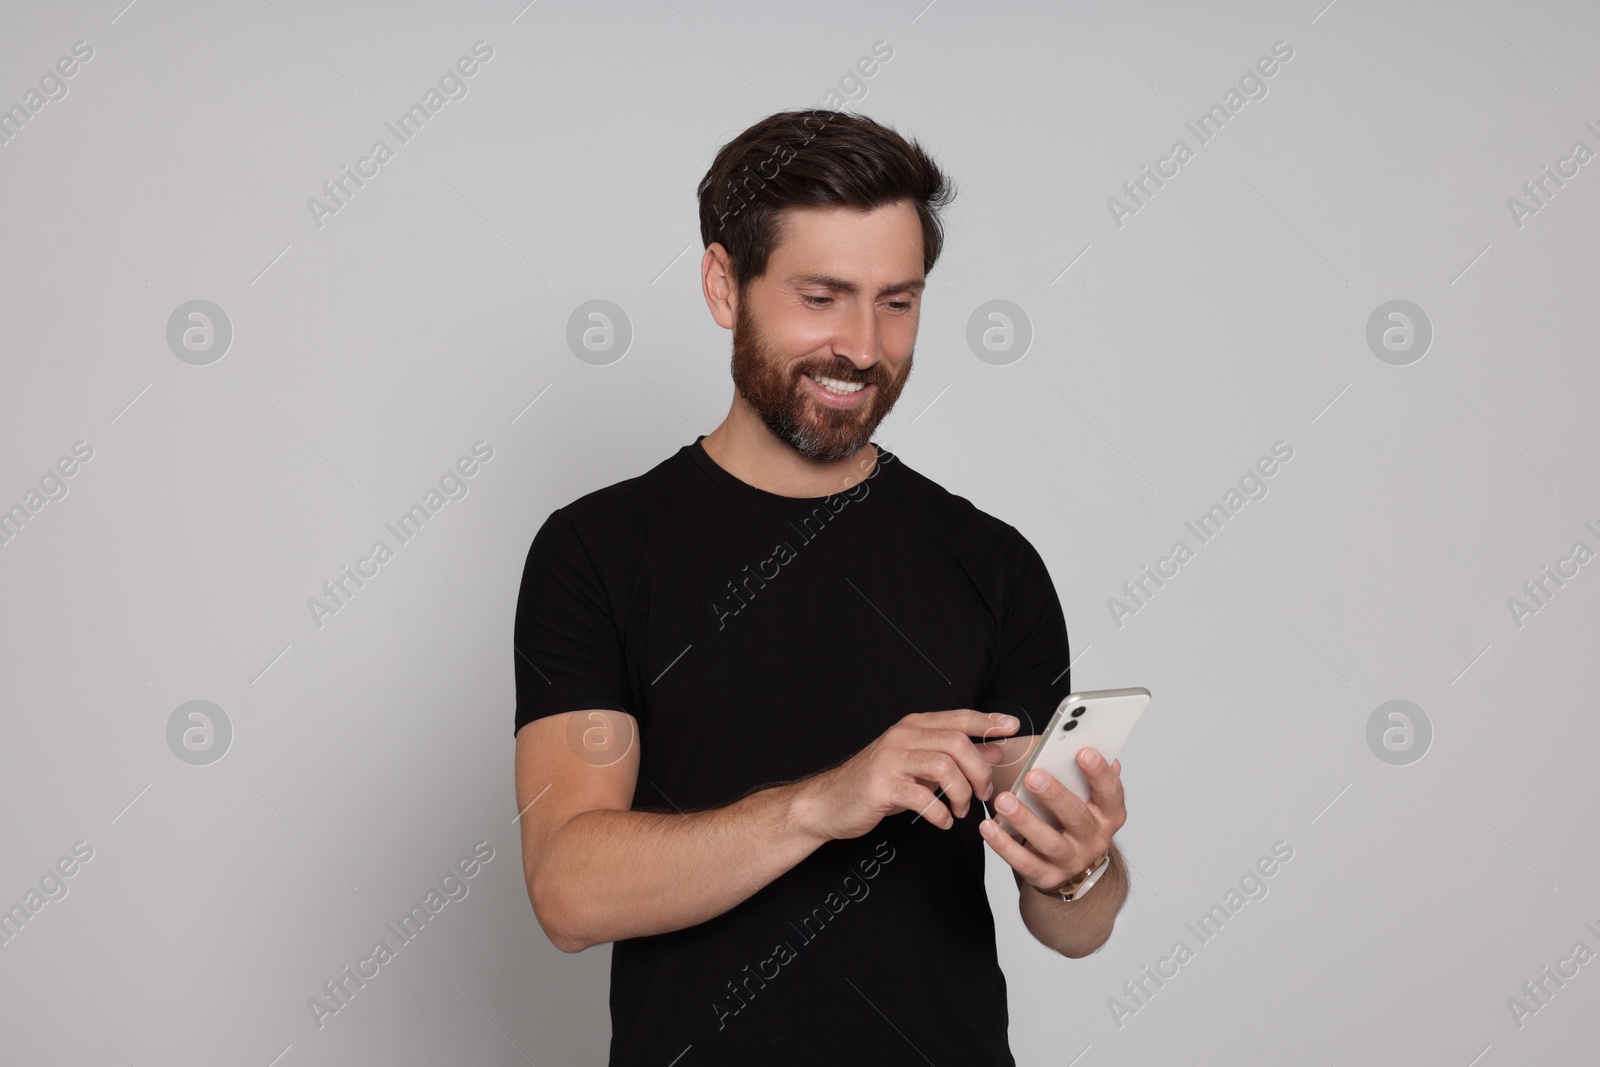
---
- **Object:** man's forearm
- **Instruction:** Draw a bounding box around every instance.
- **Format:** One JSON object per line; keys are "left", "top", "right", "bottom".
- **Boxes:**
{"left": 1015, "top": 844, "right": 1129, "bottom": 958}
{"left": 534, "top": 780, "right": 829, "bottom": 952}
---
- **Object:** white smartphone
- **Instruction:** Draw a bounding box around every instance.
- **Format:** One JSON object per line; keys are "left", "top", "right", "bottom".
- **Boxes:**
{"left": 993, "top": 687, "right": 1150, "bottom": 839}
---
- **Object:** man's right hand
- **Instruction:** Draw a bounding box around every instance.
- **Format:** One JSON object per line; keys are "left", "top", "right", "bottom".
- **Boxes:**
{"left": 796, "top": 710, "right": 1023, "bottom": 841}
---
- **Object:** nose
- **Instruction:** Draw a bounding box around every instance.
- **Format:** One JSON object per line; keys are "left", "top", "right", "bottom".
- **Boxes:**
{"left": 835, "top": 301, "right": 880, "bottom": 372}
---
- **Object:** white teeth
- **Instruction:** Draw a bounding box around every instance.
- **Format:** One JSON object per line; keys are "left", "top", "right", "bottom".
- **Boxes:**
{"left": 807, "top": 373, "right": 865, "bottom": 395}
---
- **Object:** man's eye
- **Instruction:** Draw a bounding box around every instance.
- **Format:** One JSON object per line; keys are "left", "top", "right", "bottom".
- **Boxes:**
{"left": 887, "top": 300, "right": 912, "bottom": 312}
{"left": 802, "top": 295, "right": 833, "bottom": 307}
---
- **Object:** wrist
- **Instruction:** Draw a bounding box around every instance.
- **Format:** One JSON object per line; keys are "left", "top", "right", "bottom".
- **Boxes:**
{"left": 783, "top": 776, "right": 834, "bottom": 850}
{"left": 1034, "top": 849, "right": 1112, "bottom": 902}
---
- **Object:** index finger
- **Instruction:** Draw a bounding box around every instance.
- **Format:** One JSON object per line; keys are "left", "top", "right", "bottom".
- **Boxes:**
{"left": 905, "top": 711, "right": 1020, "bottom": 806}
{"left": 912, "top": 708, "right": 1023, "bottom": 743}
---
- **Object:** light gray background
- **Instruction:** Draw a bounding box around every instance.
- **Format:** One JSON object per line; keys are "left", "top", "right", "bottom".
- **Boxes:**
{"left": 3, "top": 0, "right": 1597, "bottom": 1064}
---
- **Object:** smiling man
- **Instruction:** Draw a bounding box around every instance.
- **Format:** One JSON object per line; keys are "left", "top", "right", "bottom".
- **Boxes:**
{"left": 513, "top": 109, "right": 1130, "bottom": 1066}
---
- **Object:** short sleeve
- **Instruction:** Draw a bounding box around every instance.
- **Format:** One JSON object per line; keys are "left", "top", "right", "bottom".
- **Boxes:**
{"left": 512, "top": 506, "right": 634, "bottom": 736}
{"left": 975, "top": 529, "right": 1071, "bottom": 735}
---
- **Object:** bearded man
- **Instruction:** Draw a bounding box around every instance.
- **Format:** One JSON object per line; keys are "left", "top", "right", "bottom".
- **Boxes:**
{"left": 512, "top": 108, "right": 1130, "bottom": 1066}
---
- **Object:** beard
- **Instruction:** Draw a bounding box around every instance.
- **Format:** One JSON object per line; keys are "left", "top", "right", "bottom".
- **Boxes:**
{"left": 729, "top": 295, "right": 912, "bottom": 464}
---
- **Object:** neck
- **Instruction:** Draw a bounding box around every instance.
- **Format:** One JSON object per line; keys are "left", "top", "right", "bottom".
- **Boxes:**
{"left": 700, "top": 399, "right": 879, "bottom": 498}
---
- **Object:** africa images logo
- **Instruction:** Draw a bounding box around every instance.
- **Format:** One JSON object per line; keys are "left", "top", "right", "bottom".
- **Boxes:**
{"left": 306, "top": 41, "right": 495, "bottom": 230}
{"left": 306, "top": 841, "right": 495, "bottom": 1029}
{"left": 710, "top": 839, "right": 897, "bottom": 1033}
{"left": 710, "top": 448, "right": 895, "bottom": 631}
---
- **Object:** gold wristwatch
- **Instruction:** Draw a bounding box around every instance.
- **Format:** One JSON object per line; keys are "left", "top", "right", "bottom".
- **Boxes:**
{"left": 1035, "top": 852, "right": 1110, "bottom": 902}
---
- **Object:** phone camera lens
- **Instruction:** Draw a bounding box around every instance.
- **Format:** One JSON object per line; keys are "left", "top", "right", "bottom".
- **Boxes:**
{"left": 1062, "top": 720, "right": 1078, "bottom": 731}
{"left": 1070, "top": 706, "right": 1086, "bottom": 718}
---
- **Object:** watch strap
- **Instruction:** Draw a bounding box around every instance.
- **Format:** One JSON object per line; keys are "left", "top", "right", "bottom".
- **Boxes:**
{"left": 1036, "top": 852, "right": 1110, "bottom": 902}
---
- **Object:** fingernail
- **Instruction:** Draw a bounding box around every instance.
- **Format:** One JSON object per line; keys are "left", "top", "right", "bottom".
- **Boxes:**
{"left": 1081, "top": 749, "right": 1100, "bottom": 767}
{"left": 995, "top": 714, "right": 1018, "bottom": 729}
{"left": 979, "top": 819, "right": 997, "bottom": 838}
{"left": 1027, "top": 770, "right": 1047, "bottom": 790}
{"left": 994, "top": 793, "right": 1016, "bottom": 813}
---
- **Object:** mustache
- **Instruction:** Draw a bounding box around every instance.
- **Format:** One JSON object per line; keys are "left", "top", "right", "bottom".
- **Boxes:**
{"left": 796, "top": 360, "right": 887, "bottom": 385}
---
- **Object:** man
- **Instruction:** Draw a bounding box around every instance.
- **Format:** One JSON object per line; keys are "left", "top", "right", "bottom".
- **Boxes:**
{"left": 513, "top": 109, "right": 1130, "bottom": 1065}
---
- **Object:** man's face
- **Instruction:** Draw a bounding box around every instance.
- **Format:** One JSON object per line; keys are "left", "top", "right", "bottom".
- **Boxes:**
{"left": 728, "top": 200, "right": 924, "bottom": 464}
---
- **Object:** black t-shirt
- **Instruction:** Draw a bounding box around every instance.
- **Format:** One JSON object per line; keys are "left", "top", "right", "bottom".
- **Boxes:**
{"left": 513, "top": 435, "right": 1072, "bottom": 1066}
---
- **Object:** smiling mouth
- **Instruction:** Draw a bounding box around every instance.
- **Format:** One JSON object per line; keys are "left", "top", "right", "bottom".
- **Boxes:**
{"left": 804, "top": 372, "right": 869, "bottom": 397}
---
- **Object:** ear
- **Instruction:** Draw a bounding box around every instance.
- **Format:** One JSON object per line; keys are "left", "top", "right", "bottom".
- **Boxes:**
{"left": 701, "top": 244, "right": 738, "bottom": 330}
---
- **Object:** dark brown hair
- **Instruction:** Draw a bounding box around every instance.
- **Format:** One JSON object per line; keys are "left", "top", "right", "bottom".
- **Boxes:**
{"left": 696, "top": 109, "right": 956, "bottom": 291}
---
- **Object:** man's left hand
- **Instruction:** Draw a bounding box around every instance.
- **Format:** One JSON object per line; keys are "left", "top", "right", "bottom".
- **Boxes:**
{"left": 977, "top": 747, "right": 1125, "bottom": 894}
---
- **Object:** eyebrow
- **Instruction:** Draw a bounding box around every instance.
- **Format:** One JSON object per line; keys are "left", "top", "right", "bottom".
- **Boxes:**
{"left": 787, "top": 273, "right": 926, "bottom": 297}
